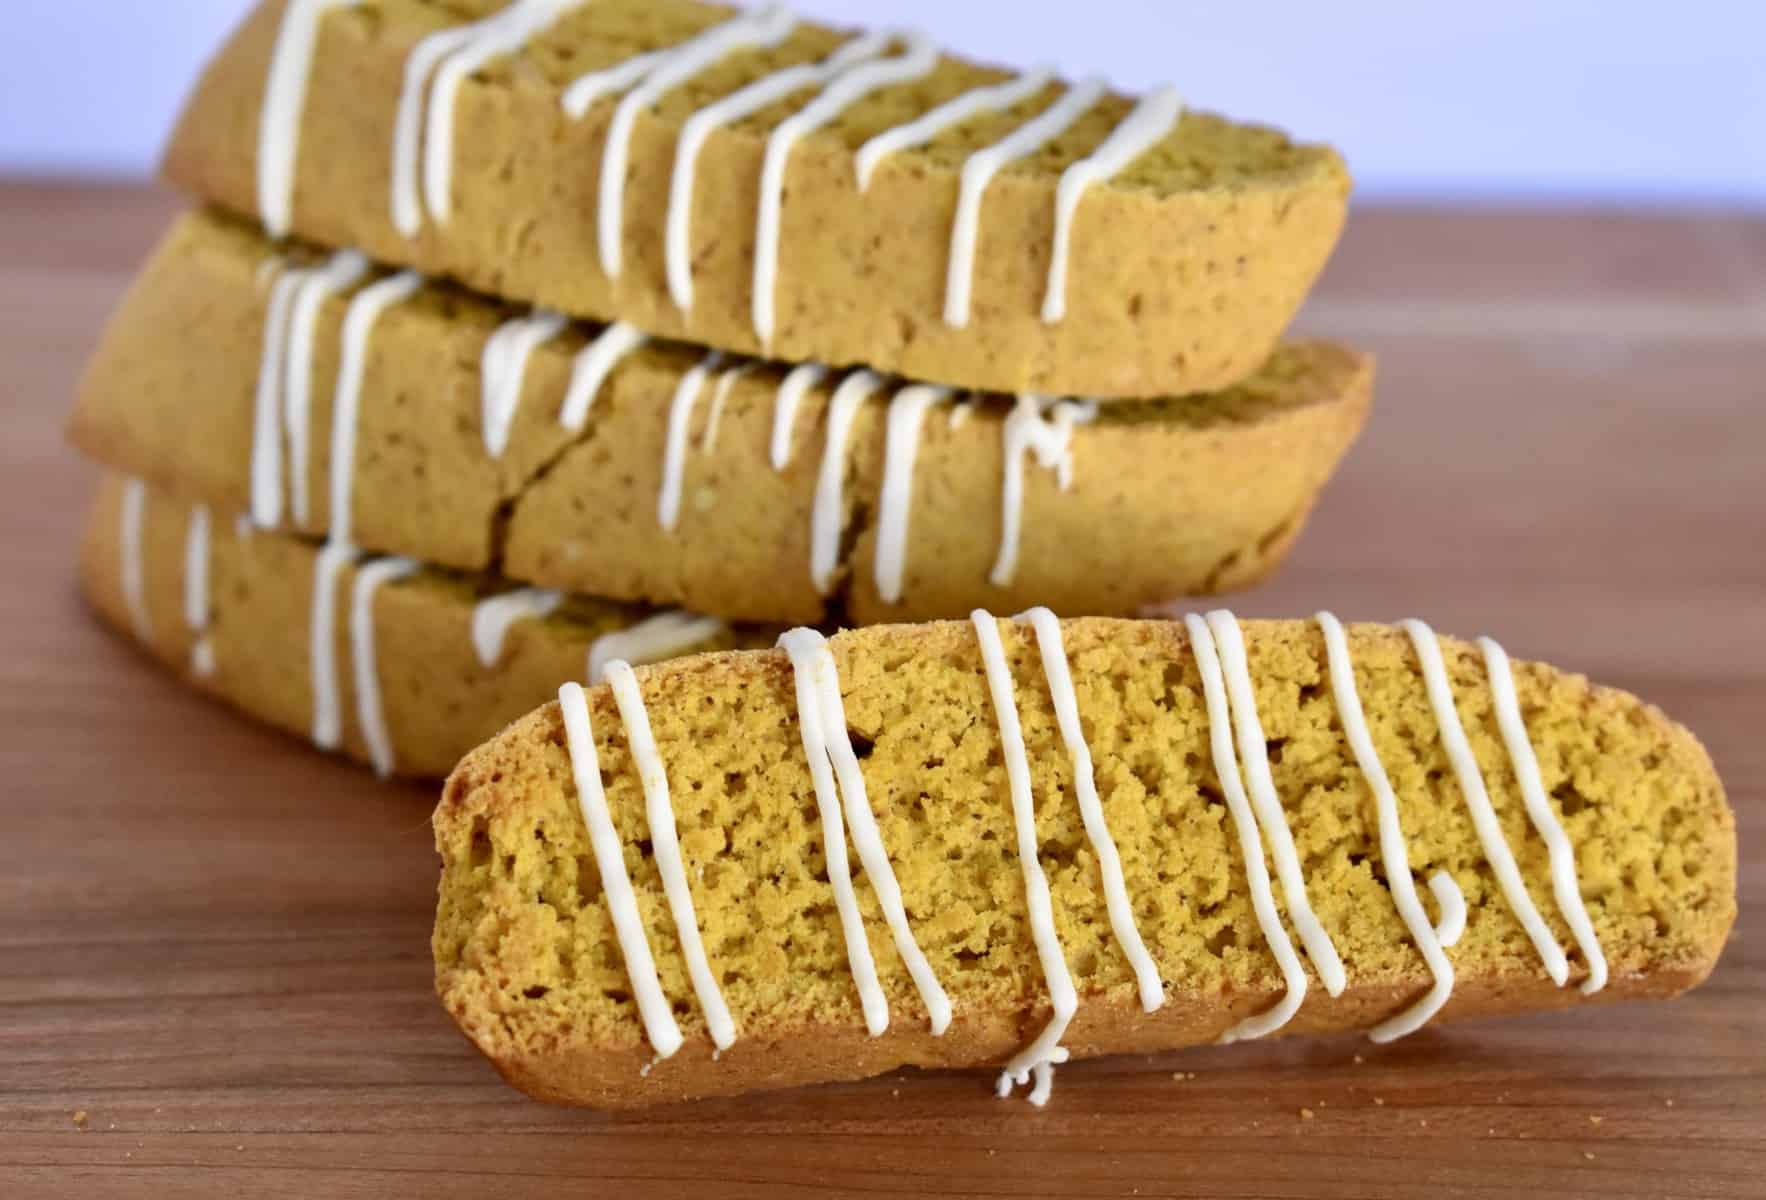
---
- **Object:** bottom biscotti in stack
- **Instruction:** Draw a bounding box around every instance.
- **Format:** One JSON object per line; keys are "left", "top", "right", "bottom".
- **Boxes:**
{"left": 80, "top": 474, "right": 767, "bottom": 780}
{"left": 434, "top": 613, "right": 1735, "bottom": 1108}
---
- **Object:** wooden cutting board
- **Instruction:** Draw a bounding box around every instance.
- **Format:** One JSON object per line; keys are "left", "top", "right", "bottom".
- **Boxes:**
{"left": 2, "top": 182, "right": 1761, "bottom": 1199}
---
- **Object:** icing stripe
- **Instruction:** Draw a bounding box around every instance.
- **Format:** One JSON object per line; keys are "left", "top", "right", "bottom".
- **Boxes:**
{"left": 1183, "top": 613, "right": 1307, "bottom": 1042}
{"left": 1432, "top": 873, "right": 1467, "bottom": 946}
{"left": 259, "top": 0, "right": 361, "bottom": 238}
{"left": 1480, "top": 636, "right": 1608, "bottom": 994}
{"left": 811, "top": 370, "right": 885, "bottom": 593}
{"left": 596, "top": 6, "right": 799, "bottom": 280}
{"left": 1041, "top": 87, "right": 1184, "bottom": 324}
{"left": 560, "top": 49, "right": 670, "bottom": 117}
{"left": 184, "top": 505, "right": 214, "bottom": 677}
{"left": 604, "top": 661, "right": 737, "bottom": 1050}
{"left": 1204, "top": 610, "right": 1347, "bottom": 996}
{"left": 482, "top": 309, "right": 569, "bottom": 458}
{"left": 753, "top": 32, "right": 940, "bottom": 344}
{"left": 1020, "top": 608, "right": 1163, "bottom": 1013}
{"left": 309, "top": 543, "right": 357, "bottom": 750}
{"left": 667, "top": 31, "right": 894, "bottom": 311}
{"left": 1401, "top": 619, "right": 1571, "bottom": 985}
{"left": 330, "top": 270, "right": 423, "bottom": 544}
{"left": 873, "top": 384, "right": 951, "bottom": 605}
{"left": 854, "top": 67, "right": 1056, "bottom": 191}
{"left": 561, "top": 321, "right": 648, "bottom": 432}
{"left": 777, "top": 629, "right": 889, "bottom": 1035}
{"left": 351, "top": 556, "right": 420, "bottom": 777}
{"left": 770, "top": 363, "right": 826, "bottom": 470}
{"left": 1315, "top": 611, "right": 1459, "bottom": 1043}
{"left": 701, "top": 364, "right": 753, "bottom": 453}
{"left": 658, "top": 351, "right": 725, "bottom": 531}
{"left": 120, "top": 478, "right": 152, "bottom": 643}
{"left": 471, "top": 587, "right": 565, "bottom": 667}
{"left": 283, "top": 250, "right": 370, "bottom": 526}
{"left": 391, "top": 21, "right": 480, "bottom": 236}
{"left": 251, "top": 269, "right": 305, "bottom": 526}
{"left": 587, "top": 610, "right": 727, "bottom": 685}
{"left": 990, "top": 397, "right": 1096, "bottom": 587}
{"left": 944, "top": 79, "right": 1106, "bottom": 328}
{"left": 556, "top": 681, "right": 685, "bottom": 1058}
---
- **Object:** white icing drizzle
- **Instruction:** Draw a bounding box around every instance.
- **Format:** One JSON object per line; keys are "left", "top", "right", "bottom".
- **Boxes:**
{"left": 944, "top": 79, "right": 1105, "bottom": 328}
{"left": 701, "top": 363, "right": 752, "bottom": 453}
{"left": 1315, "top": 611, "right": 1459, "bottom": 1043}
{"left": 873, "top": 384, "right": 951, "bottom": 605}
{"left": 770, "top": 363, "right": 826, "bottom": 470}
{"left": 351, "top": 556, "right": 420, "bottom": 778}
{"left": 810, "top": 370, "right": 885, "bottom": 594}
{"left": 251, "top": 270, "right": 304, "bottom": 527}
{"left": 120, "top": 478, "right": 152, "bottom": 643}
{"left": 587, "top": 610, "right": 727, "bottom": 685}
{"left": 658, "top": 351, "right": 725, "bottom": 531}
{"left": 471, "top": 587, "right": 565, "bottom": 667}
{"left": 593, "top": 5, "right": 799, "bottom": 281}
{"left": 481, "top": 309, "right": 570, "bottom": 458}
{"left": 604, "top": 660, "right": 737, "bottom": 1050}
{"left": 255, "top": 256, "right": 286, "bottom": 292}
{"left": 192, "top": 639, "right": 218, "bottom": 680}
{"left": 258, "top": 0, "right": 361, "bottom": 238}
{"left": 667, "top": 31, "right": 894, "bottom": 312}
{"left": 560, "top": 321, "right": 648, "bottom": 432}
{"left": 1041, "top": 86, "right": 1184, "bottom": 324}
{"left": 1431, "top": 873, "right": 1467, "bottom": 946}
{"left": 560, "top": 49, "right": 669, "bottom": 117}
{"left": 990, "top": 396, "right": 1096, "bottom": 587}
{"left": 1204, "top": 610, "right": 1347, "bottom": 996}
{"left": 947, "top": 400, "right": 975, "bottom": 431}
{"left": 1479, "top": 636, "right": 1608, "bottom": 993}
{"left": 971, "top": 611, "right": 1076, "bottom": 1106}
{"left": 1183, "top": 613, "right": 1307, "bottom": 1042}
{"left": 283, "top": 250, "right": 370, "bottom": 527}
{"left": 854, "top": 67, "right": 1055, "bottom": 191}
{"left": 753, "top": 32, "right": 941, "bottom": 344}
{"left": 184, "top": 505, "right": 214, "bottom": 677}
{"left": 556, "top": 680, "right": 684, "bottom": 1058}
{"left": 1401, "top": 619, "right": 1571, "bottom": 985}
{"left": 1020, "top": 608, "right": 1163, "bottom": 1012}
{"left": 309, "top": 542, "right": 356, "bottom": 751}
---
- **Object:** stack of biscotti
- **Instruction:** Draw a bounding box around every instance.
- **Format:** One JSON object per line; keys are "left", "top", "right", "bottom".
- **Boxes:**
{"left": 71, "top": 0, "right": 1370, "bottom": 778}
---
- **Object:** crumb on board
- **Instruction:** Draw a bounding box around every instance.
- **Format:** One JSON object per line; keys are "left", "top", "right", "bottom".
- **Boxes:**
{"left": 1584, "top": 1152, "right": 1596, "bottom": 1162}
{"left": 71, "top": 1111, "right": 88, "bottom": 1129}
{"left": 1665, "top": 1099, "right": 1676, "bottom": 1108}
{"left": 1299, "top": 1108, "right": 1315, "bottom": 1121}
{"left": 1373, "top": 1097, "right": 1386, "bottom": 1106}
{"left": 1353, "top": 1055, "right": 1364, "bottom": 1065}
{"left": 1589, "top": 1115, "right": 1603, "bottom": 1126}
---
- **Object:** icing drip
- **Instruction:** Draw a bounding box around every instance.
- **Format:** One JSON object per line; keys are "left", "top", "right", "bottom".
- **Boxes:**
{"left": 770, "top": 363, "right": 827, "bottom": 470}
{"left": 658, "top": 351, "right": 725, "bottom": 531}
{"left": 667, "top": 31, "right": 894, "bottom": 312}
{"left": 1431, "top": 874, "right": 1467, "bottom": 946}
{"left": 971, "top": 611, "right": 1076, "bottom": 1105}
{"left": 811, "top": 370, "right": 885, "bottom": 594}
{"left": 591, "top": 5, "right": 799, "bottom": 281}
{"left": 604, "top": 661, "right": 737, "bottom": 1050}
{"left": 259, "top": 0, "right": 361, "bottom": 238}
{"left": 351, "top": 556, "right": 420, "bottom": 778}
{"left": 1183, "top": 613, "right": 1307, "bottom": 1042}
{"left": 1041, "top": 87, "right": 1184, "bottom": 324}
{"left": 1401, "top": 619, "right": 1572, "bottom": 986}
{"left": 1204, "top": 611, "right": 1347, "bottom": 996}
{"left": 560, "top": 49, "right": 669, "bottom": 116}
{"left": 561, "top": 321, "right": 648, "bottom": 432}
{"left": 990, "top": 396, "right": 1096, "bottom": 587}
{"left": 1019, "top": 608, "right": 1163, "bottom": 1012}
{"left": 1479, "top": 636, "right": 1608, "bottom": 993}
{"left": 184, "top": 505, "right": 214, "bottom": 677}
{"left": 1315, "top": 611, "right": 1459, "bottom": 1043}
{"left": 556, "top": 680, "right": 685, "bottom": 1058}
{"left": 753, "top": 32, "right": 940, "bottom": 344}
{"left": 283, "top": 250, "right": 370, "bottom": 526}
{"left": 873, "top": 384, "right": 952, "bottom": 605}
{"left": 471, "top": 587, "right": 565, "bottom": 667}
{"left": 120, "top": 478, "right": 151, "bottom": 642}
{"left": 309, "top": 543, "right": 356, "bottom": 750}
{"left": 701, "top": 363, "right": 753, "bottom": 453}
{"left": 854, "top": 67, "right": 1056, "bottom": 191}
{"left": 587, "top": 610, "right": 727, "bottom": 685}
{"left": 482, "top": 309, "right": 569, "bottom": 458}
{"left": 944, "top": 79, "right": 1105, "bottom": 328}
{"left": 947, "top": 400, "right": 974, "bottom": 430}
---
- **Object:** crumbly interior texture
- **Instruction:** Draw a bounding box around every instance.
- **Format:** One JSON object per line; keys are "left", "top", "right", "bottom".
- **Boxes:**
{"left": 78, "top": 474, "right": 769, "bottom": 779}
{"left": 434, "top": 618, "right": 1735, "bottom": 1107}
{"left": 69, "top": 211, "right": 1373, "bottom": 626}
{"left": 163, "top": 0, "right": 1352, "bottom": 397}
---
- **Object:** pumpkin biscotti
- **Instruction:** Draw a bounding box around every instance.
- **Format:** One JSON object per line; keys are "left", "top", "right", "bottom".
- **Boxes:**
{"left": 165, "top": 0, "right": 1351, "bottom": 398}
{"left": 434, "top": 614, "right": 1735, "bottom": 1108}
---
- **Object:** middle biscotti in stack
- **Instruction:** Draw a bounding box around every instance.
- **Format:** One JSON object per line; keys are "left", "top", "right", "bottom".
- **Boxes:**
{"left": 70, "top": 0, "right": 1372, "bottom": 777}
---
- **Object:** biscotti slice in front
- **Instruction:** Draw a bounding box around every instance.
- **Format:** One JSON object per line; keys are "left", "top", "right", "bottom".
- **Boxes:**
{"left": 434, "top": 614, "right": 1734, "bottom": 1108}
{"left": 80, "top": 473, "right": 770, "bottom": 780}
{"left": 69, "top": 211, "right": 1373, "bottom": 625}
{"left": 165, "top": 0, "right": 1350, "bottom": 398}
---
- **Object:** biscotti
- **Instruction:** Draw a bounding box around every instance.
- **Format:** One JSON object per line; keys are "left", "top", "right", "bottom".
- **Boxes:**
{"left": 80, "top": 473, "right": 768, "bottom": 779}
{"left": 434, "top": 613, "right": 1735, "bottom": 1108}
{"left": 70, "top": 211, "right": 1373, "bottom": 625}
{"left": 164, "top": 0, "right": 1350, "bottom": 398}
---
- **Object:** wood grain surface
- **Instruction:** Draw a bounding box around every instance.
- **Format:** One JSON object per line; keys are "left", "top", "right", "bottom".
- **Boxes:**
{"left": 1, "top": 181, "right": 1761, "bottom": 1198}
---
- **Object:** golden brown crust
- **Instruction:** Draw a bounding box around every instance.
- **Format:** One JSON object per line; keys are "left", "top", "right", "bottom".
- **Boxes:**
{"left": 164, "top": 0, "right": 1351, "bottom": 398}
{"left": 69, "top": 211, "right": 1373, "bottom": 625}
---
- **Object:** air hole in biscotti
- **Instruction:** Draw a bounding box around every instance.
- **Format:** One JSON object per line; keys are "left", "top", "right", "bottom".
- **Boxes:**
{"left": 1205, "top": 924, "right": 1239, "bottom": 955}
{"left": 522, "top": 985, "right": 549, "bottom": 1001}
{"left": 1127, "top": 294, "right": 1144, "bottom": 319}
{"left": 501, "top": 854, "right": 515, "bottom": 876}
{"left": 849, "top": 732, "right": 875, "bottom": 760}
{"left": 1553, "top": 784, "right": 1590, "bottom": 817}
{"left": 1347, "top": 852, "right": 1368, "bottom": 871}
{"left": 724, "top": 772, "right": 748, "bottom": 796}
{"left": 533, "top": 827, "right": 546, "bottom": 844}
{"left": 954, "top": 948, "right": 985, "bottom": 965}
{"left": 1298, "top": 682, "right": 1326, "bottom": 706}
{"left": 636, "top": 839, "right": 654, "bottom": 860}
{"left": 1198, "top": 783, "right": 1226, "bottom": 810}
{"left": 1266, "top": 738, "right": 1288, "bottom": 766}
{"left": 469, "top": 824, "right": 492, "bottom": 868}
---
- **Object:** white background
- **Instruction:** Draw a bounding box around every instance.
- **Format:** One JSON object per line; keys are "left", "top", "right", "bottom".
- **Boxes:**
{"left": 2, "top": 0, "right": 1761, "bottom": 204}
